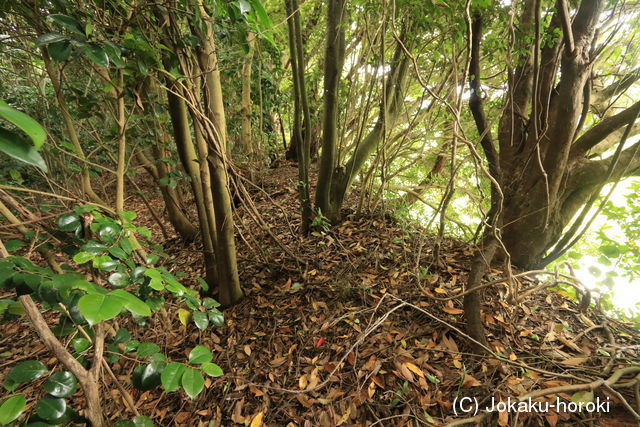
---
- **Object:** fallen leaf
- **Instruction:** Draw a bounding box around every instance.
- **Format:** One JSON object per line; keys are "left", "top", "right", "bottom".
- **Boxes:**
{"left": 250, "top": 411, "right": 264, "bottom": 427}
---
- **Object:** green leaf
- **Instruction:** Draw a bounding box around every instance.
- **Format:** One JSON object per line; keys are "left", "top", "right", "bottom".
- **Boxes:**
{"left": 0, "top": 128, "right": 47, "bottom": 171}
{"left": 73, "top": 251, "right": 94, "bottom": 264}
{"left": 57, "top": 213, "right": 81, "bottom": 232}
{"left": 110, "top": 289, "right": 151, "bottom": 317}
{"left": 201, "top": 297, "right": 220, "bottom": 309}
{"left": 44, "top": 371, "right": 77, "bottom": 397}
{"left": 599, "top": 244, "right": 621, "bottom": 259}
{"left": 115, "top": 415, "right": 154, "bottom": 427}
{"left": 208, "top": 308, "right": 224, "bottom": 327}
{"left": 114, "top": 328, "right": 131, "bottom": 344}
{"left": 124, "top": 340, "right": 140, "bottom": 353}
{"left": 99, "top": 224, "right": 121, "bottom": 243}
{"left": 108, "top": 272, "right": 129, "bottom": 288}
{"left": 137, "top": 227, "right": 152, "bottom": 239}
{"left": 132, "top": 361, "right": 165, "bottom": 391}
{"left": 0, "top": 395, "right": 26, "bottom": 425}
{"left": 35, "top": 396, "right": 66, "bottom": 422}
{"left": 77, "top": 293, "right": 124, "bottom": 325}
{"left": 146, "top": 254, "right": 160, "bottom": 265}
{"left": 0, "top": 99, "right": 46, "bottom": 149}
{"left": 82, "top": 241, "right": 107, "bottom": 254}
{"left": 35, "top": 33, "right": 67, "bottom": 47}
{"left": 197, "top": 277, "right": 209, "bottom": 292}
{"left": 47, "top": 14, "right": 84, "bottom": 35}
{"left": 92, "top": 255, "right": 118, "bottom": 271}
{"left": 6, "top": 360, "right": 48, "bottom": 384}
{"left": 193, "top": 311, "right": 209, "bottom": 330}
{"left": 200, "top": 362, "right": 223, "bottom": 377}
{"left": 4, "top": 239, "right": 25, "bottom": 253}
{"left": 181, "top": 368, "right": 204, "bottom": 399}
{"left": 47, "top": 41, "right": 73, "bottom": 61}
{"left": 571, "top": 390, "right": 594, "bottom": 404}
{"left": 161, "top": 362, "right": 186, "bottom": 392}
{"left": 188, "top": 345, "right": 212, "bottom": 365}
{"left": 120, "top": 238, "right": 134, "bottom": 255}
{"left": 71, "top": 337, "right": 90, "bottom": 353}
{"left": 108, "top": 246, "right": 128, "bottom": 259}
{"left": 136, "top": 342, "right": 160, "bottom": 357}
{"left": 83, "top": 44, "right": 109, "bottom": 68}
{"left": 249, "top": 0, "right": 272, "bottom": 28}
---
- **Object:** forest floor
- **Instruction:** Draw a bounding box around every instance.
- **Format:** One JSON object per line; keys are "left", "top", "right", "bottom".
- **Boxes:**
{"left": 2, "top": 163, "right": 640, "bottom": 426}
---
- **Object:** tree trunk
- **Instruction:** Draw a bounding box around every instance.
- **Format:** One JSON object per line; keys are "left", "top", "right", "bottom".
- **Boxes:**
{"left": 239, "top": 31, "right": 255, "bottom": 157}
{"left": 315, "top": 0, "right": 346, "bottom": 222}
{"left": 166, "top": 87, "right": 218, "bottom": 286}
{"left": 191, "top": 1, "right": 244, "bottom": 305}
{"left": 41, "top": 51, "right": 105, "bottom": 206}
{"left": 285, "top": 0, "right": 312, "bottom": 233}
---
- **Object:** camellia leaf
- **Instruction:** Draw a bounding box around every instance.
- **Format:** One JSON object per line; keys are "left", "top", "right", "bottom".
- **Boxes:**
{"left": 114, "top": 328, "right": 131, "bottom": 344}
{"left": 132, "top": 361, "right": 165, "bottom": 391}
{"left": 0, "top": 99, "right": 46, "bottom": 149}
{"left": 188, "top": 345, "right": 212, "bottom": 365}
{"left": 57, "top": 213, "right": 81, "bottom": 232}
{"left": 0, "top": 128, "right": 48, "bottom": 171}
{"left": 107, "top": 272, "right": 129, "bottom": 288}
{"left": 47, "top": 14, "right": 85, "bottom": 36}
{"left": 83, "top": 44, "right": 109, "bottom": 68}
{"left": 6, "top": 360, "right": 48, "bottom": 384}
{"left": 35, "top": 396, "right": 66, "bottom": 422}
{"left": 73, "top": 251, "right": 94, "bottom": 264}
{"left": 200, "top": 362, "right": 223, "bottom": 377}
{"left": 0, "top": 395, "right": 27, "bottom": 425}
{"left": 181, "top": 368, "right": 204, "bottom": 399}
{"left": 98, "top": 224, "right": 121, "bottom": 243}
{"left": 208, "top": 308, "right": 224, "bottom": 327}
{"left": 193, "top": 311, "right": 209, "bottom": 330}
{"left": 35, "top": 33, "right": 67, "bottom": 47}
{"left": 44, "top": 371, "right": 77, "bottom": 397}
{"left": 160, "top": 362, "right": 186, "bottom": 393}
{"left": 92, "top": 255, "right": 118, "bottom": 271}
{"left": 136, "top": 342, "right": 160, "bottom": 357}
{"left": 82, "top": 241, "right": 107, "bottom": 254}
{"left": 110, "top": 289, "right": 151, "bottom": 317}
{"left": 71, "top": 337, "right": 90, "bottom": 353}
{"left": 77, "top": 293, "right": 124, "bottom": 325}
{"left": 48, "top": 40, "right": 73, "bottom": 62}
{"left": 108, "top": 246, "right": 128, "bottom": 259}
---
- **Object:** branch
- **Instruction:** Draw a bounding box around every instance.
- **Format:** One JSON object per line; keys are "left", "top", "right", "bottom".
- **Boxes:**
{"left": 579, "top": 139, "right": 640, "bottom": 182}
{"left": 592, "top": 67, "right": 640, "bottom": 107}
{"left": 571, "top": 100, "right": 640, "bottom": 158}
{"left": 468, "top": 13, "right": 501, "bottom": 181}
{"left": 559, "top": 0, "right": 575, "bottom": 54}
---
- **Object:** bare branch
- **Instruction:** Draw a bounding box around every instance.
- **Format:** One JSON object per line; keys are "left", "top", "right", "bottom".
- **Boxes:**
{"left": 559, "top": 0, "right": 575, "bottom": 54}
{"left": 592, "top": 67, "right": 640, "bottom": 107}
{"left": 571, "top": 100, "right": 640, "bottom": 158}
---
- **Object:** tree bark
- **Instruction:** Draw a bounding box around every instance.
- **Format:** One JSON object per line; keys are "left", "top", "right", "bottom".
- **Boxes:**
{"left": 285, "top": 0, "right": 312, "bottom": 233}
{"left": 41, "top": 51, "right": 105, "bottom": 206}
{"left": 315, "top": 0, "right": 346, "bottom": 222}
{"left": 239, "top": 31, "right": 255, "bottom": 156}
